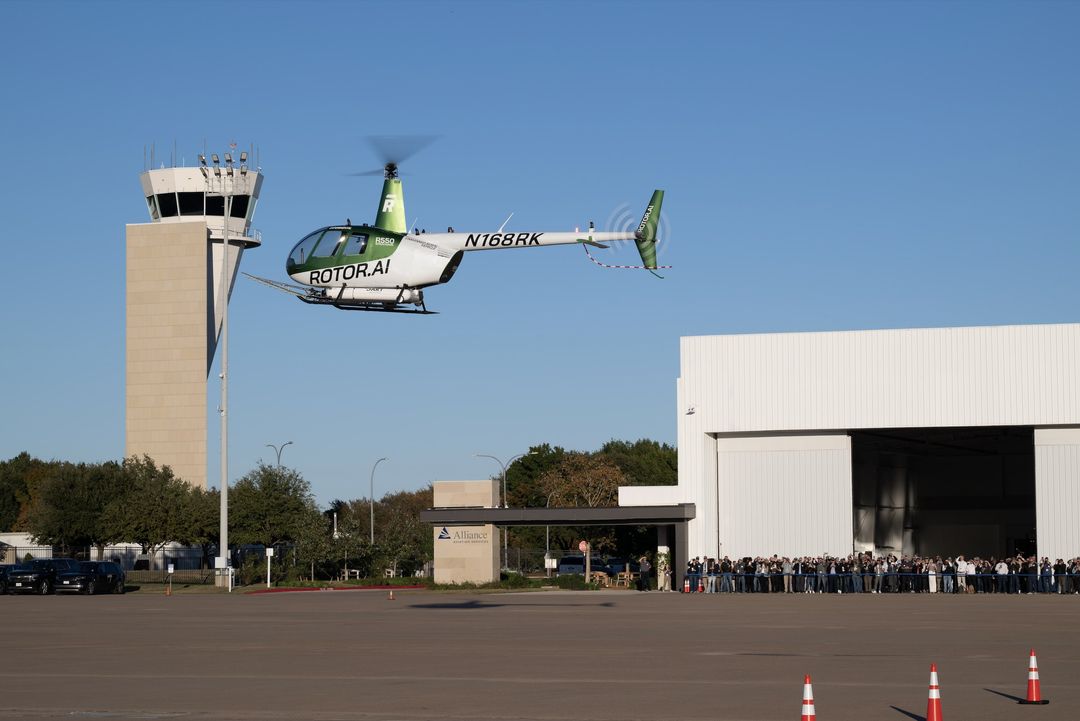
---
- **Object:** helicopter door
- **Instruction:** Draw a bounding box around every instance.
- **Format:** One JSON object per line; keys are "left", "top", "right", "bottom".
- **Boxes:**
{"left": 342, "top": 231, "right": 368, "bottom": 257}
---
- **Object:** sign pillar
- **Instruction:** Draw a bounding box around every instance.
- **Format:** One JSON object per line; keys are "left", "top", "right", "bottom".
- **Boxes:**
{"left": 580, "top": 540, "right": 590, "bottom": 584}
{"left": 432, "top": 480, "right": 500, "bottom": 585}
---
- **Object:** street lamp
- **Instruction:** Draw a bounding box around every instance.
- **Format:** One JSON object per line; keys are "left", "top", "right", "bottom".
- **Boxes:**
{"left": 475, "top": 451, "right": 537, "bottom": 568}
{"left": 204, "top": 149, "right": 248, "bottom": 586}
{"left": 266, "top": 441, "right": 293, "bottom": 467}
{"left": 369, "top": 457, "right": 389, "bottom": 545}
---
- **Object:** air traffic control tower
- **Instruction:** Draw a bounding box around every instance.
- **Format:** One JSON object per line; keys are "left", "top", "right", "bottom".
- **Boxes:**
{"left": 125, "top": 150, "right": 263, "bottom": 488}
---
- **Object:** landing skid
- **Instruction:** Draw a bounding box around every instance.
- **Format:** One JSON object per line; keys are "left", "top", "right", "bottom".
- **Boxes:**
{"left": 243, "top": 273, "right": 436, "bottom": 314}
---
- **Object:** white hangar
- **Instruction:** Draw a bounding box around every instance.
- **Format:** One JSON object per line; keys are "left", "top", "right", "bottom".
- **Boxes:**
{"left": 620, "top": 324, "right": 1080, "bottom": 562}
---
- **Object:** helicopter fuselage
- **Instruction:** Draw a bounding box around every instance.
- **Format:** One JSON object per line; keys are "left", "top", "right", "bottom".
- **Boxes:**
{"left": 287, "top": 224, "right": 464, "bottom": 293}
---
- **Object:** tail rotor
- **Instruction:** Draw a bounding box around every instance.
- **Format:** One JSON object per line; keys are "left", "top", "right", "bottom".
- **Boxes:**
{"left": 586, "top": 190, "right": 671, "bottom": 277}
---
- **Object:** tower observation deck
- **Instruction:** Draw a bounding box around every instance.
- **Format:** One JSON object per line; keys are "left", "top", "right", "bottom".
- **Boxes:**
{"left": 125, "top": 148, "right": 264, "bottom": 488}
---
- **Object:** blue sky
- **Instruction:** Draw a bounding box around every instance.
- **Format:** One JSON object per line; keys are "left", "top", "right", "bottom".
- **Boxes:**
{"left": 1, "top": 1, "right": 1077, "bottom": 506}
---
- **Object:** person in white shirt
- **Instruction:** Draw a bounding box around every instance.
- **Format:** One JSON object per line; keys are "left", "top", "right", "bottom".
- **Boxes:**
{"left": 956, "top": 556, "right": 967, "bottom": 593}
{"left": 994, "top": 559, "right": 1009, "bottom": 593}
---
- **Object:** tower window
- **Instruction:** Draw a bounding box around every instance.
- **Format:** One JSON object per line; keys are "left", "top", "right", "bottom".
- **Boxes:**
{"left": 230, "top": 195, "right": 250, "bottom": 219}
{"left": 178, "top": 192, "right": 204, "bottom": 216}
{"left": 156, "top": 193, "right": 178, "bottom": 218}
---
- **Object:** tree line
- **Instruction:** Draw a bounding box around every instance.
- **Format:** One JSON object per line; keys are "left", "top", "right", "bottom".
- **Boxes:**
{"left": 0, "top": 438, "right": 675, "bottom": 579}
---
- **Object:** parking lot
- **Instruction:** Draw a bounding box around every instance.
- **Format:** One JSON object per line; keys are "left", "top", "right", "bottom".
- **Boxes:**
{"left": 0, "top": 589, "right": 1076, "bottom": 720}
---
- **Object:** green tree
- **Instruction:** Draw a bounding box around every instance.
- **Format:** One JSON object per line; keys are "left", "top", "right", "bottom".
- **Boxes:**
{"left": 0, "top": 453, "right": 33, "bottom": 531}
{"left": 186, "top": 487, "right": 220, "bottom": 569}
{"left": 597, "top": 439, "right": 677, "bottom": 486}
{"left": 504, "top": 444, "right": 567, "bottom": 509}
{"left": 539, "top": 452, "right": 624, "bottom": 508}
{"left": 102, "top": 455, "right": 191, "bottom": 569}
{"left": 0, "top": 452, "right": 59, "bottom": 532}
{"left": 330, "top": 499, "right": 377, "bottom": 579}
{"left": 373, "top": 486, "right": 433, "bottom": 577}
{"left": 25, "top": 460, "right": 127, "bottom": 557}
{"left": 230, "top": 463, "right": 318, "bottom": 547}
{"left": 294, "top": 506, "right": 335, "bottom": 581}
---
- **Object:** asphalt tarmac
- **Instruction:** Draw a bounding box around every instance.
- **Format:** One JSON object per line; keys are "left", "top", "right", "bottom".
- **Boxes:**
{"left": 0, "top": 588, "right": 1075, "bottom": 721}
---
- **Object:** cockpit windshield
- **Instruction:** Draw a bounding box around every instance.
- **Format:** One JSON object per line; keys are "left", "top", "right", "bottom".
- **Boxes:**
{"left": 288, "top": 229, "right": 324, "bottom": 267}
{"left": 289, "top": 227, "right": 372, "bottom": 268}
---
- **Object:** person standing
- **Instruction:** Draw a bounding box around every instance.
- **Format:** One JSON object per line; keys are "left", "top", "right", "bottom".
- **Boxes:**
{"left": 720, "top": 556, "right": 733, "bottom": 593}
{"left": 995, "top": 558, "right": 1008, "bottom": 593}
{"left": 638, "top": 556, "right": 652, "bottom": 591}
{"left": 1040, "top": 558, "right": 1053, "bottom": 594}
{"left": 1053, "top": 558, "right": 1067, "bottom": 594}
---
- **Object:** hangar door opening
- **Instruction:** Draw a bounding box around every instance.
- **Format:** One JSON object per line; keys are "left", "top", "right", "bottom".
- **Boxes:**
{"left": 851, "top": 426, "right": 1035, "bottom": 559}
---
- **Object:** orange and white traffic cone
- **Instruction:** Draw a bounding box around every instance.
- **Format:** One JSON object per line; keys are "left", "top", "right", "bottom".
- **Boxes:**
{"left": 1019, "top": 648, "right": 1049, "bottom": 704}
{"left": 926, "top": 663, "right": 943, "bottom": 721}
{"left": 697, "top": 577, "right": 705, "bottom": 593}
{"left": 801, "top": 674, "right": 816, "bottom": 721}
{"left": 683, "top": 577, "right": 691, "bottom": 593}
{"left": 387, "top": 589, "right": 395, "bottom": 600}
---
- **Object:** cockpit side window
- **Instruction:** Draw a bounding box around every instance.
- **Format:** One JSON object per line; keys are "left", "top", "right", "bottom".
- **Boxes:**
{"left": 311, "top": 230, "right": 347, "bottom": 258}
{"left": 288, "top": 230, "right": 324, "bottom": 266}
{"left": 343, "top": 231, "right": 369, "bottom": 257}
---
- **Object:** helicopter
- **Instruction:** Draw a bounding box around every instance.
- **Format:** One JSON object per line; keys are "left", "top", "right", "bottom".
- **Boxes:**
{"left": 246, "top": 141, "right": 666, "bottom": 313}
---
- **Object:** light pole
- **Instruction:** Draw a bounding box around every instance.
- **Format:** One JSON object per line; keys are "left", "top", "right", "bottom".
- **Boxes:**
{"left": 266, "top": 441, "right": 293, "bottom": 467}
{"left": 202, "top": 149, "right": 248, "bottom": 586}
{"left": 475, "top": 451, "right": 536, "bottom": 568}
{"left": 369, "top": 457, "right": 389, "bottom": 545}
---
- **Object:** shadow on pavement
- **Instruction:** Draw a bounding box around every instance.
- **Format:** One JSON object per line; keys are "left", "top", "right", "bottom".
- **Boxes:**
{"left": 890, "top": 705, "right": 925, "bottom": 721}
{"left": 984, "top": 687, "right": 1025, "bottom": 703}
{"left": 409, "top": 599, "right": 616, "bottom": 610}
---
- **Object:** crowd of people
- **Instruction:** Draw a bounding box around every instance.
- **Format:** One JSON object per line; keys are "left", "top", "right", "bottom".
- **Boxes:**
{"left": 674, "top": 554, "right": 1080, "bottom": 594}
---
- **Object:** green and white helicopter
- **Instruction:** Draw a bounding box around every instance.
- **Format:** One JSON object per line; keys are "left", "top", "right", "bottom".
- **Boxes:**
{"left": 247, "top": 141, "right": 666, "bottom": 313}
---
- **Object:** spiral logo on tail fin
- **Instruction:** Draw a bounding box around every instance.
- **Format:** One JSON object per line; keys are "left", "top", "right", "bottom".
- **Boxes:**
{"left": 586, "top": 201, "right": 674, "bottom": 270}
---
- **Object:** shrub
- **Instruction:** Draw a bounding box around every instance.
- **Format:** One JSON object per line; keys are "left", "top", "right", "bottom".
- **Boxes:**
{"left": 552, "top": 574, "right": 599, "bottom": 590}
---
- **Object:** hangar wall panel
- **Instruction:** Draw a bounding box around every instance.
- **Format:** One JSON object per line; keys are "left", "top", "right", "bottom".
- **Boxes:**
{"left": 619, "top": 485, "right": 684, "bottom": 507}
{"left": 680, "top": 324, "right": 1080, "bottom": 434}
{"left": 1034, "top": 428, "right": 1080, "bottom": 561}
{"left": 715, "top": 434, "right": 852, "bottom": 559}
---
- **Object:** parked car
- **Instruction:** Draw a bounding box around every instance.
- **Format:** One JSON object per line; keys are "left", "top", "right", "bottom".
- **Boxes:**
{"left": 56, "top": 561, "right": 126, "bottom": 595}
{"left": 6, "top": 558, "right": 82, "bottom": 595}
{"left": 605, "top": 558, "right": 641, "bottom": 576}
{"left": 0, "top": 564, "right": 16, "bottom": 594}
{"left": 556, "top": 556, "right": 610, "bottom": 576}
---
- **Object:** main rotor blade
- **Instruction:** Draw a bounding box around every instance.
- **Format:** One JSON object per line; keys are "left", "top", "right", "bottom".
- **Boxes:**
{"left": 367, "top": 134, "right": 438, "bottom": 166}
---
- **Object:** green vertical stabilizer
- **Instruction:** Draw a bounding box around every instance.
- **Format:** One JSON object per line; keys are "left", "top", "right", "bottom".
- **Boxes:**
{"left": 634, "top": 190, "right": 664, "bottom": 269}
{"left": 375, "top": 178, "right": 407, "bottom": 233}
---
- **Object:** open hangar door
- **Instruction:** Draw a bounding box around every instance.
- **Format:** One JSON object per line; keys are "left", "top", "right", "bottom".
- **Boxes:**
{"left": 851, "top": 426, "right": 1035, "bottom": 559}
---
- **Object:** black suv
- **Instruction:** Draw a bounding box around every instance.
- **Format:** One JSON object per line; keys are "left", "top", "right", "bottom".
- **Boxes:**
{"left": 6, "top": 558, "right": 82, "bottom": 595}
{"left": 56, "top": 561, "right": 126, "bottom": 595}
